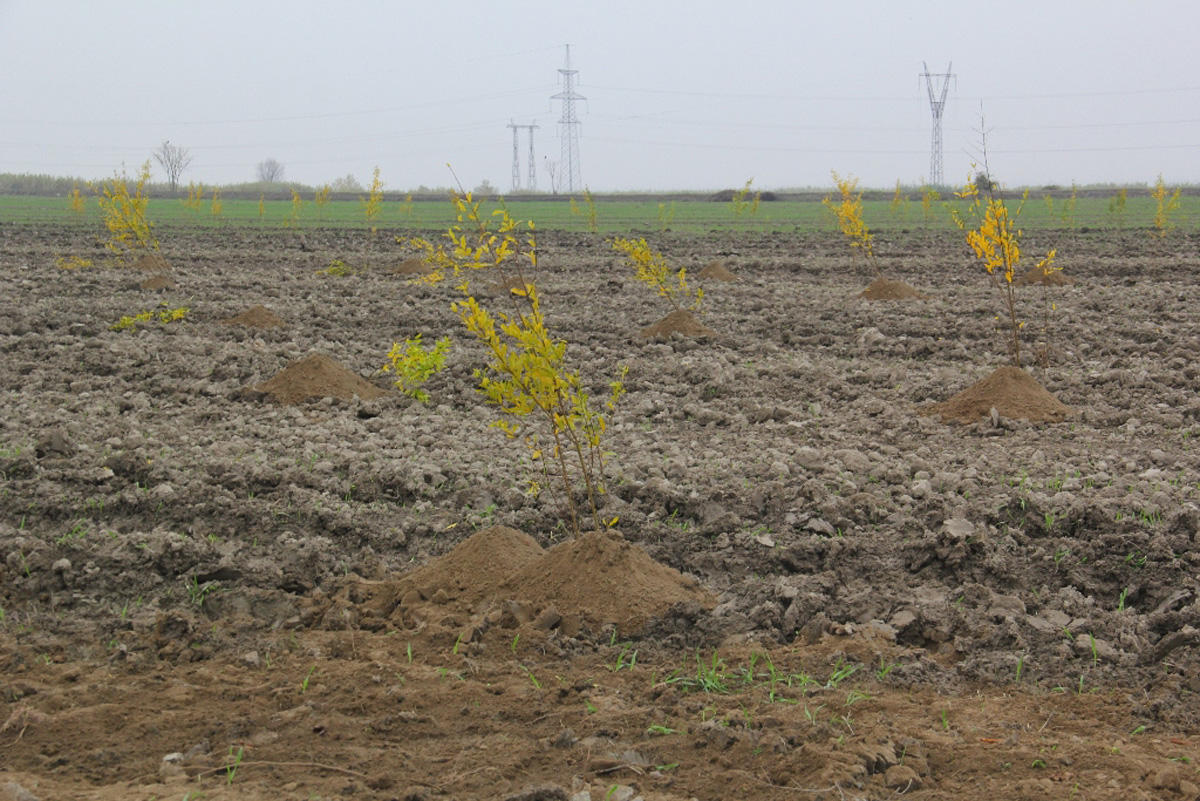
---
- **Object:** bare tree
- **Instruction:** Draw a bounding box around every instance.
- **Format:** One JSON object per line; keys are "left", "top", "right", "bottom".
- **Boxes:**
{"left": 256, "top": 158, "right": 285, "bottom": 183}
{"left": 153, "top": 140, "right": 192, "bottom": 192}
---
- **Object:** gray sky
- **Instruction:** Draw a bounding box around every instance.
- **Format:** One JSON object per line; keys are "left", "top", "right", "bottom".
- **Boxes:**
{"left": 2, "top": 0, "right": 1198, "bottom": 192}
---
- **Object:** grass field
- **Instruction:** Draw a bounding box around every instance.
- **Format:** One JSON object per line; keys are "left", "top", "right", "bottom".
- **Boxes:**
{"left": 0, "top": 191, "right": 1193, "bottom": 233}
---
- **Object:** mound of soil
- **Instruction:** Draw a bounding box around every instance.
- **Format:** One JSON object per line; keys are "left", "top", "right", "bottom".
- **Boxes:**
{"left": 254, "top": 352, "right": 387, "bottom": 404}
{"left": 698, "top": 261, "right": 738, "bottom": 281}
{"left": 499, "top": 530, "right": 715, "bottom": 635}
{"left": 395, "top": 525, "right": 545, "bottom": 608}
{"left": 922, "top": 365, "right": 1073, "bottom": 423}
{"left": 1015, "top": 265, "right": 1076, "bottom": 286}
{"left": 859, "top": 276, "right": 926, "bottom": 300}
{"left": 139, "top": 274, "right": 174, "bottom": 291}
{"left": 222, "top": 304, "right": 285, "bottom": 328}
{"left": 639, "top": 308, "right": 717, "bottom": 339}
{"left": 131, "top": 252, "right": 170, "bottom": 271}
{"left": 349, "top": 527, "right": 713, "bottom": 637}
{"left": 391, "top": 257, "right": 433, "bottom": 276}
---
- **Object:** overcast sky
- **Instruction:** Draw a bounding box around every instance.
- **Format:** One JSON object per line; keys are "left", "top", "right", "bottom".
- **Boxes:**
{"left": 2, "top": 1, "right": 1198, "bottom": 192}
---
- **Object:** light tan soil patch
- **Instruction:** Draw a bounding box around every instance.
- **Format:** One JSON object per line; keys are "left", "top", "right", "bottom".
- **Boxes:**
{"left": 922, "top": 365, "right": 1073, "bottom": 423}
{"left": 253, "top": 353, "right": 386, "bottom": 404}
{"left": 0, "top": 632, "right": 1193, "bottom": 801}
{"left": 639, "top": 308, "right": 716, "bottom": 339}
{"left": 859, "top": 276, "right": 926, "bottom": 300}
{"left": 698, "top": 261, "right": 738, "bottom": 281}
{"left": 222, "top": 304, "right": 285, "bottom": 328}
{"left": 390, "top": 257, "right": 433, "bottom": 276}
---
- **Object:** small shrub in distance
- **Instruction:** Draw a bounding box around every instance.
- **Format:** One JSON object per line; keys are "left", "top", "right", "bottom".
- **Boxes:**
{"left": 362, "top": 167, "right": 384, "bottom": 234}
{"left": 952, "top": 177, "right": 1056, "bottom": 367}
{"left": 381, "top": 334, "right": 452, "bottom": 403}
{"left": 569, "top": 187, "right": 598, "bottom": 233}
{"left": 823, "top": 171, "right": 880, "bottom": 278}
{"left": 920, "top": 185, "right": 941, "bottom": 227}
{"left": 110, "top": 305, "right": 188, "bottom": 332}
{"left": 611, "top": 237, "right": 702, "bottom": 313}
{"left": 889, "top": 180, "right": 910, "bottom": 223}
{"left": 1107, "top": 187, "right": 1127, "bottom": 229}
{"left": 730, "top": 178, "right": 761, "bottom": 219}
{"left": 1150, "top": 174, "right": 1182, "bottom": 237}
{"left": 94, "top": 161, "right": 158, "bottom": 261}
{"left": 68, "top": 185, "right": 86, "bottom": 216}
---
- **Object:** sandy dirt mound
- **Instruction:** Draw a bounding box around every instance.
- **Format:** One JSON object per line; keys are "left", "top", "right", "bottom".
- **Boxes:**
{"left": 394, "top": 525, "right": 545, "bottom": 607}
{"left": 390, "top": 256, "right": 433, "bottom": 275}
{"left": 341, "top": 527, "right": 713, "bottom": 638}
{"left": 254, "top": 352, "right": 387, "bottom": 404}
{"left": 139, "top": 274, "right": 175, "bottom": 291}
{"left": 1015, "top": 265, "right": 1076, "bottom": 286}
{"left": 859, "top": 276, "right": 926, "bottom": 300}
{"left": 923, "top": 365, "right": 1073, "bottom": 423}
{"left": 639, "top": 308, "right": 717, "bottom": 339}
{"left": 222, "top": 304, "right": 285, "bottom": 328}
{"left": 698, "top": 261, "right": 738, "bottom": 281}
{"left": 131, "top": 251, "right": 170, "bottom": 271}
{"left": 499, "top": 530, "right": 716, "bottom": 635}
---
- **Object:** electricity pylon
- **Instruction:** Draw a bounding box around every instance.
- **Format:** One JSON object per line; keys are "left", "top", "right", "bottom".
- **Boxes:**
{"left": 551, "top": 44, "right": 584, "bottom": 193}
{"left": 507, "top": 120, "right": 522, "bottom": 192}
{"left": 506, "top": 121, "right": 540, "bottom": 193}
{"left": 921, "top": 61, "right": 954, "bottom": 187}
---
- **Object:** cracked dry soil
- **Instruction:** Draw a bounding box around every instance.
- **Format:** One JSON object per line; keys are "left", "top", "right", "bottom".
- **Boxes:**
{"left": 1, "top": 222, "right": 1199, "bottom": 800}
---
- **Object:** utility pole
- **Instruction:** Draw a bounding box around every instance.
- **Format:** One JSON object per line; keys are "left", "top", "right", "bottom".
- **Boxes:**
{"left": 921, "top": 61, "right": 954, "bottom": 187}
{"left": 507, "top": 120, "right": 521, "bottom": 192}
{"left": 551, "top": 44, "right": 584, "bottom": 193}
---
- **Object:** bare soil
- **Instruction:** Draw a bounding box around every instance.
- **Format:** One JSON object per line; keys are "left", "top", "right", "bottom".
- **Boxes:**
{"left": 1, "top": 222, "right": 1199, "bottom": 800}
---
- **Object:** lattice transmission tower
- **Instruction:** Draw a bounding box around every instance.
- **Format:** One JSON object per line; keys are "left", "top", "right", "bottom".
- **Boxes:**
{"left": 524, "top": 122, "right": 539, "bottom": 190}
{"left": 551, "top": 44, "right": 584, "bottom": 193}
{"left": 507, "top": 120, "right": 522, "bottom": 192}
{"left": 506, "top": 121, "right": 540, "bottom": 193}
{"left": 921, "top": 62, "right": 954, "bottom": 186}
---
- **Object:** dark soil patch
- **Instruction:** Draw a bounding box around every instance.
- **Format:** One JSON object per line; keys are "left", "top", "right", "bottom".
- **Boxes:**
{"left": 922, "top": 365, "right": 1073, "bottom": 423}
{"left": 253, "top": 352, "right": 387, "bottom": 404}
